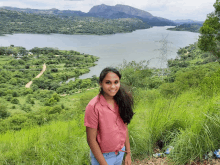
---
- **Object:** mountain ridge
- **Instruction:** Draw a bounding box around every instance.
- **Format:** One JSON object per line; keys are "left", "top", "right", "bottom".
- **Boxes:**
{"left": 89, "top": 4, "right": 153, "bottom": 18}
{"left": 0, "top": 4, "right": 176, "bottom": 26}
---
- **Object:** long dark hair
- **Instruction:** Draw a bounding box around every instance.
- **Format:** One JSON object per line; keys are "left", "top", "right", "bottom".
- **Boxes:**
{"left": 99, "top": 67, "right": 134, "bottom": 124}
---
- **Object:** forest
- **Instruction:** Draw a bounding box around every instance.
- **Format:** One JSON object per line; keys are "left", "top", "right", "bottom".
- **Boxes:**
{"left": 0, "top": 9, "right": 151, "bottom": 36}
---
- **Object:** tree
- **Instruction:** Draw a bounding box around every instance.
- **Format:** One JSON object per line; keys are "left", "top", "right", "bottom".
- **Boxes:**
{"left": 0, "top": 105, "right": 10, "bottom": 119}
{"left": 198, "top": 0, "right": 220, "bottom": 59}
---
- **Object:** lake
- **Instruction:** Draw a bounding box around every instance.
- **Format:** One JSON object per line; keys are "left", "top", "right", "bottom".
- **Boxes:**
{"left": 0, "top": 26, "right": 200, "bottom": 79}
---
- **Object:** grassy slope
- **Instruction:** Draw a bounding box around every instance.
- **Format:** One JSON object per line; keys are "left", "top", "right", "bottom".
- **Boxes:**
{"left": 1, "top": 43, "right": 220, "bottom": 164}
{"left": 1, "top": 84, "right": 220, "bottom": 164}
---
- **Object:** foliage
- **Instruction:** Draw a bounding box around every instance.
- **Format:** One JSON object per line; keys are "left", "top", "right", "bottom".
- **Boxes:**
{"left": 0, "top": 105, "right": 10, "bottom": 119}
{"left": 198, "top": 0, "right": 220, "bottom": 58}
{"left": 0, "top": 9, "right": 151, "bottom": 36}
{"left": 1, "top": 35, "right": 220, "bottom": 164}
{"left": 11, "top": 98, "right": 19, "bottom": 104}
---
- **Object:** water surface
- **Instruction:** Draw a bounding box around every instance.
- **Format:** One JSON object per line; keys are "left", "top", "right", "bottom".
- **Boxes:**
{"left": 0, "top": 26, "right": 200, "bottom": 79}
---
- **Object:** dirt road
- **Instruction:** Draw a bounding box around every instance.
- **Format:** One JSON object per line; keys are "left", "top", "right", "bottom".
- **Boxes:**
{"left": 25, "top": 63, "right": 46, "bottom": 88}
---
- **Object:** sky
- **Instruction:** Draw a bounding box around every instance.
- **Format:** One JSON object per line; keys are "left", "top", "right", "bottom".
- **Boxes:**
{"left": 0, "top": 0, "right": 217, "bottom": 21}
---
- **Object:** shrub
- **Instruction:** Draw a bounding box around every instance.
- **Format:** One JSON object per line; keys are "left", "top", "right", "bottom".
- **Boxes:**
{"left": 48, "top": 105, "right": 62, "bottom": 114}
{"left": 26, "top": 95, "right": 35, "bottom": 105}
{"left": 12, "top": 91, "right": 19, "bottom": 97}
{"left": 0, "top": 89, "right": 6, "bottom": 97}
{"left": 21, "top": 104, "right": 32, "bottom": 112}
{"left": 5, "top": 114, "right": 28, "bottom": 130}
{"left": 6, "top": 95, "right": 13, "bottom": 101}
{"left": 0, "top": 105, "right": 10, "bottom": 119}
{"left": 11, "top": 98, "right": 19, "bottom": 104}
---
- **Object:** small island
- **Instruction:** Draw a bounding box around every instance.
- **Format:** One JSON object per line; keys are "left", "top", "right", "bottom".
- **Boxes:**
{"left": 167, "top": 23, "right": 203, "bottom": 33}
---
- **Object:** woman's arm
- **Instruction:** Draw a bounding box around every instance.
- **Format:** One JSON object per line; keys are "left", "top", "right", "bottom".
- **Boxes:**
{"left": 124, "top": 125, "right": 131, "bottom": 165}
{"left": 86, "top": 127, "right": 108, "bottom": 165}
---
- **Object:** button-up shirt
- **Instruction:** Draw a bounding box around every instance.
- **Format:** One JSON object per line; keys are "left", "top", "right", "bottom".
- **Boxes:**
{"left": 84, "top": 94, "right": 127, "bottom": 153}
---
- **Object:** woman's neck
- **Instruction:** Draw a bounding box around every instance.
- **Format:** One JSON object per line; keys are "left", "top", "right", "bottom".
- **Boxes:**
{"left": 102, "top": 94, "right": 115, "bottom": 104}
{"left": 103, "top": 94, "right": 113, "bottom": 101}
{"left": 102, "top": 94, "right": 115, "bottom": 109}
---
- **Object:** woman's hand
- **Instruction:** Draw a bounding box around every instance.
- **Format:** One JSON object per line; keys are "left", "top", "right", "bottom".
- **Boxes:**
{"left": 124, "top": 153, "right": 131, "bottom": 165}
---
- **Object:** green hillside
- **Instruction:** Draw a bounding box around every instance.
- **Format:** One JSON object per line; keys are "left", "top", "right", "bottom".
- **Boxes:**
{"left": 0, "top": 9, "right": 151, "bottom": 36}
{"left": 0, "top": 42, "right": 220, "bottom": 164}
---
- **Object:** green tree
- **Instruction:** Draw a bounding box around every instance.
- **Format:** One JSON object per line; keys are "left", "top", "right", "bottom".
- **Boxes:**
{"left": 198, "top": 0, "right": 220, "bottom": 59}
{"left": 0, "top": 105, "right": 10, "bottom": 119}
{"left": 11, "top": 98, "right": 19, "bottom": 104}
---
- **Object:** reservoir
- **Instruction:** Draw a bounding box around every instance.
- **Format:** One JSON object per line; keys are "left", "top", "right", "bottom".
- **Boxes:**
{"left": 0, "top": 26, "right": 200, "bottom": 79}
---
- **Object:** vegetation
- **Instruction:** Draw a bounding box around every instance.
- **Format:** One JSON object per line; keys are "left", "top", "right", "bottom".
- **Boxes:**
{"left": 0, "top": 9, "right": 151, "bottom": 35}
{"left": 0, "top": 45, "right": 99, "bottom": 125}
{"left": 167, "top": 23, "right": 203, "bottom": 33}
{"left": 1, "top": 39, "right": 220, "bottom": 164}
{"left": 1, "top": 1, "right": 220, "bottom": 162}
{"left": 198, "top": 0, "right": 220, "bottom": 59}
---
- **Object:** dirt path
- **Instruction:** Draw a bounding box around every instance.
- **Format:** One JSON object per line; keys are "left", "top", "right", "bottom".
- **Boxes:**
{"left": 25, "top": 63, "right": 46, "bottom": 88}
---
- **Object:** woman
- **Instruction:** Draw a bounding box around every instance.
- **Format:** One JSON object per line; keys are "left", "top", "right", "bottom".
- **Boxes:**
{"left": 84, "top": 67, "right": 134, "bottom": 165}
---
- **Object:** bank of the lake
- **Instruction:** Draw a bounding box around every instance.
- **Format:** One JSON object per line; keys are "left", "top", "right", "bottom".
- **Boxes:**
{"left": 0, "top": 26, "right": 200, "bottom": 79}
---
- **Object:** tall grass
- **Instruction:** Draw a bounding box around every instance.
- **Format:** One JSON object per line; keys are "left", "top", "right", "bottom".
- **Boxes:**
{"left": 1, "top": 87, "right": 220, "bottom": 164}
{"left": 129, "top": 87, "right": 220, "bottom": 164}
{"left": 0, "top": 118, "right": 89, "bottom": 165}
{"left": 1, "top": 68, "right": 220, "bottom": 164}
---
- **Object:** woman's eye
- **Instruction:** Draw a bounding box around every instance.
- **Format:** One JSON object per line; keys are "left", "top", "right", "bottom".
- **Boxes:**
{"left": 115, "top": 81, "right": 119, "bottom": 84}
{"left": 106, "top": 81, "right": 111, "bottom": 84}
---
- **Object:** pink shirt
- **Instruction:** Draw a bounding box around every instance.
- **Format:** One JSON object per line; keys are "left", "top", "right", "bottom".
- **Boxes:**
{"left": 84, "top": 94, "right": 127, "bottom": 153}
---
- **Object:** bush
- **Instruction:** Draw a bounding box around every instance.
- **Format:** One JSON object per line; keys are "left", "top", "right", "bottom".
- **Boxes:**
{"left": 48, "top": 105, "right": 62, "bottom": 114}
{"left": 12, "top": 91, "right": 19, "bottom": 97}
{"left": 21, "top": 104, "right": 32, "bottom": 112}
{"left": 11, "top": 98, "right": 19, "bottom": 104}
{"left": 5, "top": 114, "right": 28, "bottom": 130}
{"left": 0, "top": 105, "right": 10, "bottom": 119}
{"left": 26, "top": 95, "right": 35, "bottom": 105}
{"left": 0, "top": 89, "right": 6, "bottom": 97}
{"left": 159, "top": 83, "right": 179, "bottom": 96}
{"left": 6, "top": 95, "right": 13, "bottom": 101}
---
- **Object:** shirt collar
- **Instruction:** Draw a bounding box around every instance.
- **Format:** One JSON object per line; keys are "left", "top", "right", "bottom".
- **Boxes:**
{"left": 99, "top": 94, "right": 118, "bottom": 112}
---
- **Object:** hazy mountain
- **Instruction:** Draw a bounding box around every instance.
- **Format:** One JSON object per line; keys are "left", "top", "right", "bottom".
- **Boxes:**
{"left": 88, "top": 4, "right": 176, "bottom": 26}
{"left": 0, "top": 6, "right": 87, "bottom": 17}
{"left": 173, "top": 19, "right": 204, "bottom": 25}
{"left": 89, "top": 4, "right": 153, "bottom": 18}
{"left": 0, "top": 4, "right": 176, "bottom": 26}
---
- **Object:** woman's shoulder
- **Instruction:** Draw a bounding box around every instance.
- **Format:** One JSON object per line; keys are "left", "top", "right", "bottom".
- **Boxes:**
{"left": 87, "top": 94, "right": 100, "bottom": 107}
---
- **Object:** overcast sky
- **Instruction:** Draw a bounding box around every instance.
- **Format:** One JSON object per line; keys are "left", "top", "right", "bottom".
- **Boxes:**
{"left": 0, "top": 0, "right": 217, "bottom": 21}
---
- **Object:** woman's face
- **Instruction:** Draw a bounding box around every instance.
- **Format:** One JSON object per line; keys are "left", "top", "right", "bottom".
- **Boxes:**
{"left": 100, "top": 72, "right": 120, "bottom": 99}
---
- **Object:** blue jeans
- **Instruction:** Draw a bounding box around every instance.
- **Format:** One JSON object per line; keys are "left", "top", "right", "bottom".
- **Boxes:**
{"left": 90, "top": 146, "right": 125, "bottom": 165}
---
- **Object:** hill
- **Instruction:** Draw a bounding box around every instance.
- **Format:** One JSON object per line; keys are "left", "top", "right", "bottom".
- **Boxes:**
{"left": 1, "top": 5, "right": 176, "bottom": 26}
{"left": 1, "top": 42, "right": 220, "bottom": 164}
{"left": 88, "top": 4, "right": 176, "bottom": 26}
{"left": 166, "top": 23, "right": 203, "bottom": 33}
{"left": 0, "top": 9, "right": 151, "bottom": 35}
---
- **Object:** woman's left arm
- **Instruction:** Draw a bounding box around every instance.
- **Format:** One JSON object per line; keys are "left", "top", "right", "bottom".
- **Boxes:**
{"left": 124, "top": 124, "right": 131, "bottom": 165}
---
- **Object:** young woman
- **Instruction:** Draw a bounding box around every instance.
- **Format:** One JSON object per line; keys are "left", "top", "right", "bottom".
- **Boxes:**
{"left": 84, "top": 67, "right": 134, "bottom": 165}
